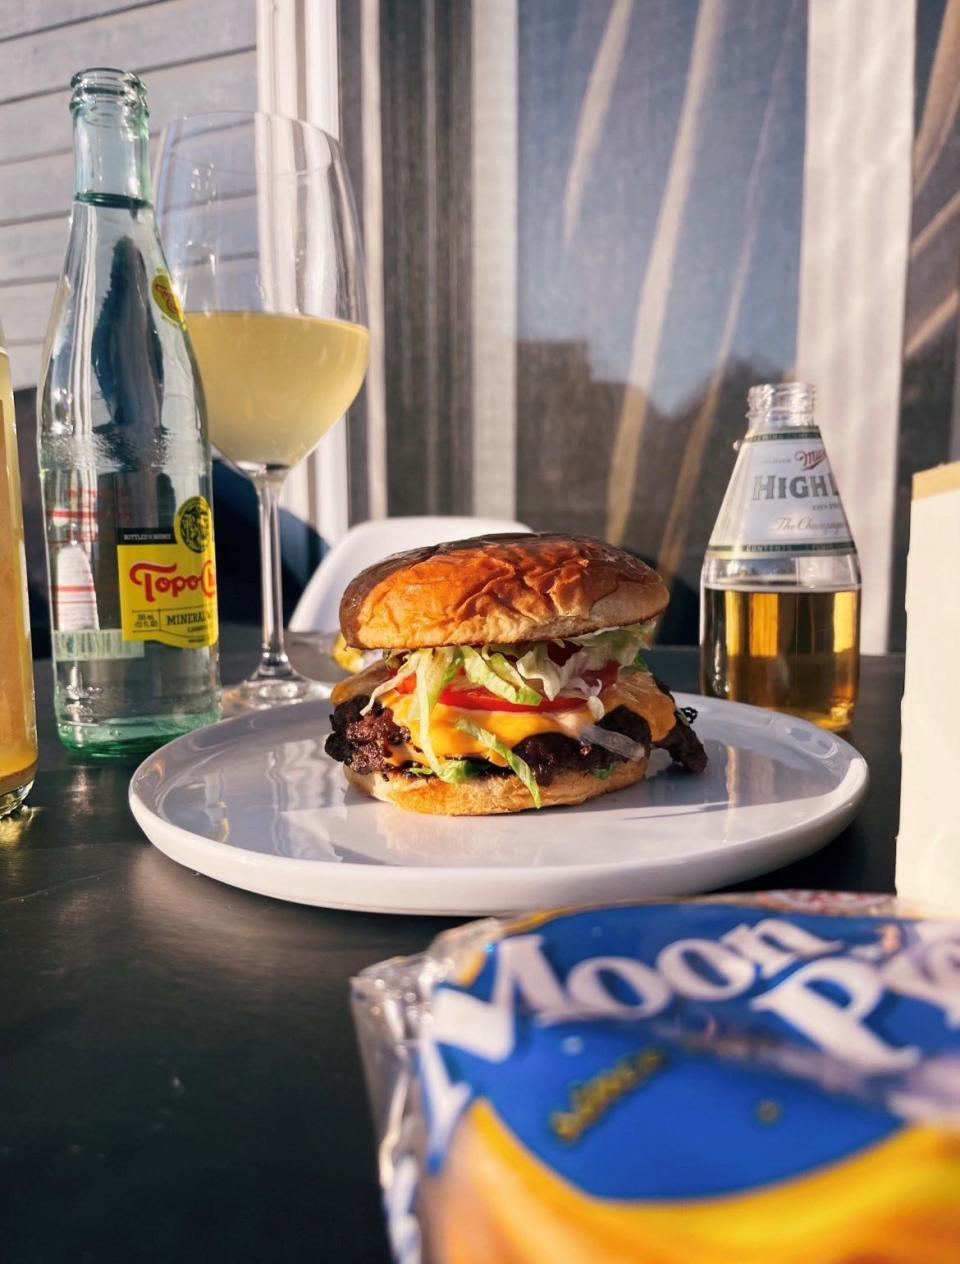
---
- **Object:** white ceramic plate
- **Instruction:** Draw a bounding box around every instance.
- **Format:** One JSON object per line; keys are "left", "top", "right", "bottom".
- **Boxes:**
{"left": 128, "top": 695, "right": 868, "bottom": 916}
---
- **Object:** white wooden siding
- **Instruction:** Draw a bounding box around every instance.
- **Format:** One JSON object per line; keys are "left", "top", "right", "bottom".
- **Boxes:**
{"left": 0, "top": 0, "right": 257, "bottom": 389}
{"left": 0, "top": 1, "right": 165, "bottom": 42}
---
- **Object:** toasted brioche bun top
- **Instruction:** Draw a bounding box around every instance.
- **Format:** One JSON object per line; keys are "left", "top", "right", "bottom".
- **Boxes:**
{"left": 339, "top": 532, "right": 669, "bottom": 649}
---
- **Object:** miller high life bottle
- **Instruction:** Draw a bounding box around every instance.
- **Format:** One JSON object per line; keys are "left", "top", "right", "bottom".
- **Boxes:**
{"left": 700, "top": 382, "right": 861, "bottom": 730}
{"left": 38, "top": 69, "right": 219, "bottom": 755}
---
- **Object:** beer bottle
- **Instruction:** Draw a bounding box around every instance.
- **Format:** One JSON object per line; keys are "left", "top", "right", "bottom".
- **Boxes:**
{"left": 38, "top": 69, "right": 220, "bottom": 756}
{"left": 700, "top": 383, "right": 860, "bottom": 730}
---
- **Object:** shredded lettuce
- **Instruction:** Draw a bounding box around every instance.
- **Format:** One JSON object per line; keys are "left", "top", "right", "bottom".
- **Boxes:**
{"left": 454, "top": 718, "right": 542, "bottom": 808}
{"left": 364, "top": 622, "right": 653, "bottom": 716}
{"left": 479, "top": 646, "right": 534, "bottom": 691}
{"left": 406, "top": 758, "right": 480, "bottom": 783}
{"left": 461, "top": 646, "right": 542, "bottom": 706}
{"left": 437, "top": 757, "right": 481, "bottom": 784}
{"left": 512, "top": 624, "right": 654, "bottom": 700}
{"left": 512, "top": 643, "right": 567, "bottom": 700}
{"left": 592, "top": 763, "right": 620, "bottom": 780}
{"left": 413, "top": 647, "right": 459, "bottom": 774}
{"left": 359, "top": 624, "right": 655, "bottom": 779}
{"left": 361, "top": 651, "right": 420, "bottom": 715}
{"left": 482, "top": 642, "right": 522, "bottom": 659}
{"left": 570, "top": 620, "right": 654, "bottom": 644}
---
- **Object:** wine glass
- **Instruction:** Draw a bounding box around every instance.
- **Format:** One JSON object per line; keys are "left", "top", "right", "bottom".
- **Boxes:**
{"left": 155, "top": 112, "right": 368, "bottom": 711}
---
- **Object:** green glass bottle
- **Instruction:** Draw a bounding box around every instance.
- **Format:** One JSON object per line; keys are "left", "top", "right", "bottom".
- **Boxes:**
{"left": 38, "top": 68, "right": 220, "bottom": 756}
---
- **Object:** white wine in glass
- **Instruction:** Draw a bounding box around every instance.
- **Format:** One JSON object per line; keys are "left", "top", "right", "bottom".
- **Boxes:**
{"left": 155, "top": 113, "right": 368, "bottom": 711}
{"left": 187, "top": 312, "right": 369, "bottom": 470}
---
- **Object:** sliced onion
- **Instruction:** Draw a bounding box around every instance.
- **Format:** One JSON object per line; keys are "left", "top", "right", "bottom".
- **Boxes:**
{"left": 546, "top": 712, "right": 648, "bottom": 762}
{"left": 579, "top": 723, "right": 648, "bottom": 762}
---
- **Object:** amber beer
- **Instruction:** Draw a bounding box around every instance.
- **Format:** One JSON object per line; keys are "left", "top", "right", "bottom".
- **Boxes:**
{"left": 700, "top": 383, "right": 861, "bottom": 730}
{"left": 0, "top": 336, "right": 38, "bottom": 814}
{"left": 700, "top": 587, "right": 860, "bottom": 730}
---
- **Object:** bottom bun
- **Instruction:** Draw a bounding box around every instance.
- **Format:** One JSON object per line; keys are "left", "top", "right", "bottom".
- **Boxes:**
{"left": 343, "top": 756, "right": 650, "bottom": 816}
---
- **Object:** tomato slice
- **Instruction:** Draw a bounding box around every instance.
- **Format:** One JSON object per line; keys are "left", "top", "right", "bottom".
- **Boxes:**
{"left": 391, "top": 660, "right": 619, "bottom": 712}
{"left": 439, "top": 684, "right": 579, "bottom": 713}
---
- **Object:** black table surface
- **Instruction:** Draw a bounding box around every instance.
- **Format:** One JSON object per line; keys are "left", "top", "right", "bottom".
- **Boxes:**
{"left": 3, "top": 630, "right": 903, "bottom": 1263}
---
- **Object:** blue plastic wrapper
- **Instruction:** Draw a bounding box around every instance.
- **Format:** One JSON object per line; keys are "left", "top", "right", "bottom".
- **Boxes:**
{"left": 351, "top": 892, "right": 960, "bottom": 1264}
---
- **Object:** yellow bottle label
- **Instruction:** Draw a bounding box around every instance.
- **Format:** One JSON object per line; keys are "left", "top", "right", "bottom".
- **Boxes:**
{"left": 151, "top": 270, "right": 186, "bottom": 328}
{"left": 117, "top": 496, "right": 218, "bottom": 649}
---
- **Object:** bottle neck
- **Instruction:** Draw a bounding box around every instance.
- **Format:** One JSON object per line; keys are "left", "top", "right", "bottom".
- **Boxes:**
{"left": 746, "top": 382, "right": 818, "bottom": 434}
{"left": 73, "top": 100, "right": 151, "bottom": 209}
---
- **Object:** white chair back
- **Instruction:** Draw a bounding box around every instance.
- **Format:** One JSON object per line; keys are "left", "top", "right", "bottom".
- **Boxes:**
{"left": 289, "top": 515, "right": 531, "bottom": 632}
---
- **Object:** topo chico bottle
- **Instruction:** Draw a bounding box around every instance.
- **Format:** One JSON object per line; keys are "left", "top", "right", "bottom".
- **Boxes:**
{"left": 700, "top": 382, "right": 860, "bottom": 731}
{"left": 38, "top": 68, "right": 220, "bottom": 756}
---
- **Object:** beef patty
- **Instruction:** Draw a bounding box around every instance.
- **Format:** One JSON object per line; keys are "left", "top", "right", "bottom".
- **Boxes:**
{"left": 325, "top": 694, "right": 706, "bottom": 782}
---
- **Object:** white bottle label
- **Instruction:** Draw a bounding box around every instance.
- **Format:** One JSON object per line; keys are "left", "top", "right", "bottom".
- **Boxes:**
{"left": 54, "top": 542, "right": 100, "bottom": 631}
{"left": 52, "top": 629, "right": 145, "bottom": 661}
{"left": 706, "top": 429, "right": 855, "bottom": 557}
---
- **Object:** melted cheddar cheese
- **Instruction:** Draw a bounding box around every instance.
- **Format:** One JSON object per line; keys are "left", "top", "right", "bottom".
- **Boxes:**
{"left": 330, "top": 659, "right": 677, "bottom": 768}
{"left": 599, "top": 670, "right": 676, "bottom": 743}
{"left": 387, "top": 694, "right": 595, "bottom": 766}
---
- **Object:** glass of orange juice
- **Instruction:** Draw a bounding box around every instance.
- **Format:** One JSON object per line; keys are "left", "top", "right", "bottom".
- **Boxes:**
{"left": 0, "top": 324, "right": 38, "bottom": 814}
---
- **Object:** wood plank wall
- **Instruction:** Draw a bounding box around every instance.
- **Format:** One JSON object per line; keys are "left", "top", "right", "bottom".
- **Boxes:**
{"left": 0, "top": 0, "right": 257, "bottom": 389}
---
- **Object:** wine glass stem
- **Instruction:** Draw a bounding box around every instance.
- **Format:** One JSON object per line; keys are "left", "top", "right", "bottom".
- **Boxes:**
{"left": 251, "top": 471, "right": 293, "bottom": 680}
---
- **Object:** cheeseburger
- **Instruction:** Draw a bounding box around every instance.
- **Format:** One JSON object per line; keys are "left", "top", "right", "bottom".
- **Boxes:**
{"left": 325, "top": 533, "right": 706, "bottom": 814}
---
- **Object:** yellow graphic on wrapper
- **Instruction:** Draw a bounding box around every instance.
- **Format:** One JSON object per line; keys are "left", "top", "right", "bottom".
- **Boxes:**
{"left": 117, "top": 497, "right": 218, "bottom": 649}
{"left": 151, "top": 270, "right": 186, "bottom": 328}
{"left": 433, "top": 1101, "right": 960, "bottom": 1264}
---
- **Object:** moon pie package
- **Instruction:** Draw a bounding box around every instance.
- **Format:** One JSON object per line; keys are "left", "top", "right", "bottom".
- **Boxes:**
{"left": 351, "top": 892, "right": 960, "bottom": 1264}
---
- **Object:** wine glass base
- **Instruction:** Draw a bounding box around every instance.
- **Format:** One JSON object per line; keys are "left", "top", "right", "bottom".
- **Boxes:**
{"left": 221, "top": 673, "right": 331, "bottom": 715}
